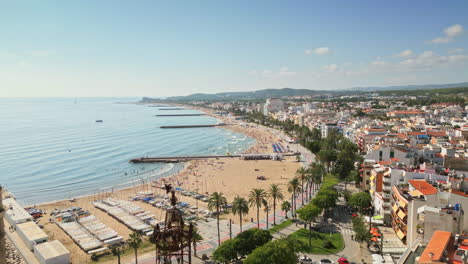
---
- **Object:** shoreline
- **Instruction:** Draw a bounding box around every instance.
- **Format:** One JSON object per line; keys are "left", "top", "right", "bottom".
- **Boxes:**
{"left": 21, "top": 102, "right": 302, "bottom": 264}
{"left": 32, "top": 104, "right": 258, "bottom": 207}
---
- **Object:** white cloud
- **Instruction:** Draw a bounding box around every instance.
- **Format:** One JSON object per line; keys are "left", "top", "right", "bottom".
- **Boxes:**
{"left": 249, "top": 68, "right": 296, "bottom": 78}
{"left": 444, "top": 24, "right": 464, "bottom": 37}
{"left": 397, "top": 49, "right": 413, "bottom": 58}
{"left": 399, "top": 50, "right": 468, "bottom": 70}
{"left": 323, "top": 64, "right": 338, "bottom": 72}
{"left": 305, "top": 47, "right": 330, "bottom": 55}
{"left": 278, "top": 67, "right": 296, "bottom": 76}
{"left": 248, "top": 70, "right": 257, "bottom": 76}
{"left": 428, "top": 24, "right": 464, "bottom": 44}
{"left": 448, "top": 48, "right": 464, "bottom": 54}
{"left": 428, "top": 37, "right": 453, "bottom": 44}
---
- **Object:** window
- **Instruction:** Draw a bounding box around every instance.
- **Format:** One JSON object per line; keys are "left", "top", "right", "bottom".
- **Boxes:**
{"left": 390, "top": 151, "right": 395, "bottom": 158}
{"left": 366, "top": 180, "right": 370, "bottom": 185}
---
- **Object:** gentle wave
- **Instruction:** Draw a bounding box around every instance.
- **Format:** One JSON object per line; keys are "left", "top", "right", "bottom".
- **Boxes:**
{"left": 0, "top": 98, "right": 255, "bottom": 205}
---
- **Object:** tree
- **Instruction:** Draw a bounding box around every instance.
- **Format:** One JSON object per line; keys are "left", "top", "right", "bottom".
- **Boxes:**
{"left": 287, "top": 177, "right": 301, "bottom": 217}
{"left": 244, "top": 239, "right": 297, "bottom": 264}
{"left": 248, "top": 188, "right": 267, "bottom": 228}
{"left": 342, "top": 189, "right": 352, "bottom": 203}
{"left": 231, "top": 195, "right": 249, "bottom": 232}
{"left": 281, "top": 201, "right": 291, "bottom": 219}
{"left": 208, "top": 192, "right": 227, "bottom": 245}
{"left": 268, "top": 184, "right": 284, "bottom": 225}
{"left": 296, "top": 167, "right": 308, "bottom": 205}
{"left": 349, "top": 192, "right": 372, "bottom": 214}
{"left": 296, "top": 204, "right": 322, "bottom": 246}
{"left": 212, "top": 239, "right": 239, "bottom": 263}
{"left": 192, "top": 227, "right": 203, "bottom": 256}
{"left": 236, "top": 228, "right": 273, "bottom": 257}
{"left": 317, "top": 149, "right": 337, "bottom": 172}
{"left": 127, "top": 232, "right": 142, "bottom": 264}
{"left": 313, "top": 189, "right": 338, "bottom": 217}
{"left": 111, "top": 245, "right": 124, "bottom": 264}
{"left": 307, "top": 140, "right": 321, "bottom": 154}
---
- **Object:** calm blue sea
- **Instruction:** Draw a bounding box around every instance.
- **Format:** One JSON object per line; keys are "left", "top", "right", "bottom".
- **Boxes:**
{"left": 0, "top": 97, "right": 254, "bottom": 205}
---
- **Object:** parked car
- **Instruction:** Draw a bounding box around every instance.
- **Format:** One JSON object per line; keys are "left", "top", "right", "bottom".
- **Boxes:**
{"left": 338, "top": 258, "right": 350, "bottom": 264}
{"left": 320, "top": 259, "right": 333, "bottom": 264}
{"left": 299, "top": 255, "right": 313, "bottom": 264}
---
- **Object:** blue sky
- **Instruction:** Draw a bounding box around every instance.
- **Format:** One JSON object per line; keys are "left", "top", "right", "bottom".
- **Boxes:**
{"left": 1, "top": 0, "right": 467, "bottom": 97}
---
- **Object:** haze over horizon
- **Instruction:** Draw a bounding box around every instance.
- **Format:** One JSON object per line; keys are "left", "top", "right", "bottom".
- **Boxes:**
{"left": 1, "top": 0, "right": 468, "bottom": 97}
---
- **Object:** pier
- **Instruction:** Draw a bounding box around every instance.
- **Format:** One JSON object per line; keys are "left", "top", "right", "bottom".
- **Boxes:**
{"left": 158, "top": 108, "right": 186, "bottom": 110}
{"left": 129, "top": 153, "right": 300, "bottom": 163}
{"left": 155, "top": 114, "right": 206, "bottom": 117}
{"left": 160, "top": 124, "right": 225, "bottom": 128}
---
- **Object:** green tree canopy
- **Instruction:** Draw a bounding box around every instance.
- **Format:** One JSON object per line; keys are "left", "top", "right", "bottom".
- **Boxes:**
{"left": 212, "top": 238, "right": 239, "bottom": 263}
{"left": 244, "top": 239, "right": 297, "bottom": 264}
{"left": 349, "top": 192, "right": 372, "bottom": 214}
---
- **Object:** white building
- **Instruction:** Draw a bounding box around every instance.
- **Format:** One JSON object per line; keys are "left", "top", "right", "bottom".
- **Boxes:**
{"left": 16, "top": 221, "right": 48, "bottom": 250}
{"left": 321, "top": 122, "right": 338, "bottom": 138}
{"left": 3, "top": 197, "right": 33, "bottom": 227}
{"left": 34, "top": 240, "right": 71, "bottom": 264}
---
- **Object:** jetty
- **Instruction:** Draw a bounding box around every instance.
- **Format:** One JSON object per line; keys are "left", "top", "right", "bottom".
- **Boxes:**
{"left": 130, "top": 152, "right": 300, "bottom": 163}
{"left": 155, "top": 114, "right": 205, "bottom": 117}
{"left": 160, "top": 124, "right": 225, "bottom": 128}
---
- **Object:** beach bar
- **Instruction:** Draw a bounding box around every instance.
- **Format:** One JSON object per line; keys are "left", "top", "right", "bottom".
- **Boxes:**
{"left": 16, "top": 221, "right": 49, "bottom": 250}
{"left": 34, "top": 240, "right": 71, "bottom": 264}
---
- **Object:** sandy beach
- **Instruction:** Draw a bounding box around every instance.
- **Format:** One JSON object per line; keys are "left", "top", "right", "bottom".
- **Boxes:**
{"left": 31, "top": 106, "right": 302, "bottom": 263}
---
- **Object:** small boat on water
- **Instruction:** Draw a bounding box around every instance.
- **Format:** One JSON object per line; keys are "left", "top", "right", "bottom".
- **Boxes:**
{"left": 95, "top": 120, "right": 103, "bottom": 123}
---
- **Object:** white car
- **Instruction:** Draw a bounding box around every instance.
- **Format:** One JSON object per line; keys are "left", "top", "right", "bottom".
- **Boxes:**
{"left": 299, "top": 256, "right": 314, "bottom": 264}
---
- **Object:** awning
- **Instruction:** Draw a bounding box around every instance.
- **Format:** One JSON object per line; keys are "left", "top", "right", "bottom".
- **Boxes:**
{"left": 370, "top": 175, "right": 375, "bottom": 181}
{"left": 398, "top": 210, "right": 407, "bottom": 220}
{"left": 371, "top": 237, "right": 378, "bottom": 241}
{"left": 398, "top": 200, "right": 407, "bottom": 208}
{"left": 396, "top": 230, "right": 406, "bottom": 240}
{"left": 392, "top": 204, "right": 399, "bottom": 212}
{"left": 409, "top": 190, "right": 423, "bottom": 197}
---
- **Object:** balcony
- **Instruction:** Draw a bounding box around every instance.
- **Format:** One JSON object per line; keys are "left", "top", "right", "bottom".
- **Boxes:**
{"left": 383, "top": 185, "right": 392, "bottom": 191}
{"left": 383, "top": 176, "right": 391, "bottom": 183}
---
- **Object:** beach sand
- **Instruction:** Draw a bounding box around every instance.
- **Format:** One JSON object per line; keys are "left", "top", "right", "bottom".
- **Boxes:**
{"left": 33, "top": 107, "right": 302, "bottom": 263}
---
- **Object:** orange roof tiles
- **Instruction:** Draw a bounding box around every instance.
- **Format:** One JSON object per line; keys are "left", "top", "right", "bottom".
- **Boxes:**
{"left": 418, "top": 231, "right": 451, "bottom": 263}
{"left": 408, "top": 180, "right": 438, "bottom": 195}
{"left": 427, "top": 131, "right": 446, "bottom": 137}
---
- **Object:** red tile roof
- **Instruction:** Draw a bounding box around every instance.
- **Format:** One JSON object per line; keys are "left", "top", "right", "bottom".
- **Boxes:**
{"left": 408, "top": 180, "right": 438, "bottom": 195}
{"left": 418, "top": 231, "right": 452, "bottom": 263}
{"left": 427, "top": 131, "right": 446, "bottom": 137}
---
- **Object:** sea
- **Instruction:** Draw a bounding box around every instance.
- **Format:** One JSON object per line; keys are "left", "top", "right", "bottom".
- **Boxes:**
{"left": 0, "top": 97, "right": 255, "bottom": 205}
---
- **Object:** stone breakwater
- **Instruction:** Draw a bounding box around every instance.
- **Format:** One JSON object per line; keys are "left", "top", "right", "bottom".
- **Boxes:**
{"left": 5, "top": 236, "right": 25, "bottom": 264}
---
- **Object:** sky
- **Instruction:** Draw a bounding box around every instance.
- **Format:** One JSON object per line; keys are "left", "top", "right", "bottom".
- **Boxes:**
{"left": 1, "top": 0, "right": 468, "bottom": 97}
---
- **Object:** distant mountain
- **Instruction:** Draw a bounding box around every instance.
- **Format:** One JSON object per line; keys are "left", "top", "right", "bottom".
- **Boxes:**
{"left": 142, "top": 82, "right": 468, "bottom": 102}
{"left": 166, "top": 88, "right": 327, "bottom": 101}
{"left": 348, "top": 82, "right": 468, "bottom": 91}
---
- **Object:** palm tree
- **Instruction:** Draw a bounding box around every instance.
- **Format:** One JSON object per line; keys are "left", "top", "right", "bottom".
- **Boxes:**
{"left": 267, "top": 184, "right": 284, "bottom": 225}
{"left": 231, "top": 196, "right": 249, "bottom": 232}
{"left": 287, "top": 177, "right": 301, "bottom": 218}
{"left": 263, "top": 200, "right": 269, "bottom": 229}
{"left": 248, "top": 188, "right": 267, "bottom": 228}
{"left": 111, "top": 245, "right": 124, "bottom": 264}
{"left": 127, "top": 232, "right": 142, "bottom": 264}
{"left": 192, "top": 227, "right": 203, "bottom": 256}
{"left": 281, "top": 201, "right": 291, "bottom": 219}
{"left": 296, "top": 167, "right": 308, "bottom": 205}
{"left": 208, "top": 192, "right": 227, "bottom": 245}
{"left": 305, "top": 168, "right": 314, "bottom": 201}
